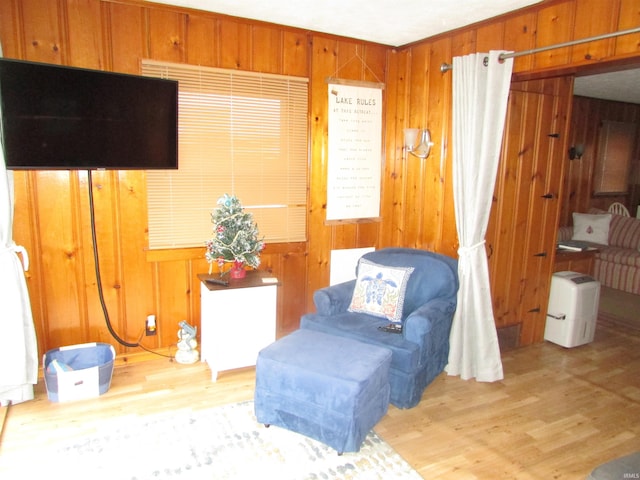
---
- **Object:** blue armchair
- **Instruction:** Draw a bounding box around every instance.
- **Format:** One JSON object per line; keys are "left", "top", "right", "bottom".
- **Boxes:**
{"left": 300, "top": 248, "right": 459, "bottom": 409}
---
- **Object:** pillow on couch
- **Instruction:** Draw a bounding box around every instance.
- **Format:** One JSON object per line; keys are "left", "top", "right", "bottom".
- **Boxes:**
{"left": 348, "top": 259, "right": 414, "bottom": 323}
{"left": 572, "top": 212, "right": 612, "bottom": 245}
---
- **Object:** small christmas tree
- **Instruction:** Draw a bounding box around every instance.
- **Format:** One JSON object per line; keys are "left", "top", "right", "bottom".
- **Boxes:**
{"left": 205, "top": 194, "right": 264, "bottom": 276}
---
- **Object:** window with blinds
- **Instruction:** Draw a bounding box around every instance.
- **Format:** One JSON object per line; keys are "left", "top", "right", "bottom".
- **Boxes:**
{"left": 142, "top": 60, "right": 309, "bottom": 249}
{"left": 593, "top": 121, "right": 637, "bottom": 195}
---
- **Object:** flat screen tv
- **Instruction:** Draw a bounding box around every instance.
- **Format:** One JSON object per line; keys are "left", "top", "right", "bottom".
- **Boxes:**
{"left": 0, "top": 58, "right": 178, "bottom": 170}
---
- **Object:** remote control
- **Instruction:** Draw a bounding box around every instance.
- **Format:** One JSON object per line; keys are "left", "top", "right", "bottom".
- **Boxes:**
{"left": 378, "top": 323, "right": 403, "bottom": 334}
{"left": 205, "top": 278, "right": 229, "bottom": 287}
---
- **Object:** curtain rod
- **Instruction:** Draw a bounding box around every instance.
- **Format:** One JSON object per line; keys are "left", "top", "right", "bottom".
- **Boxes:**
{"left": 440, "top": 26, "right": 640, "bottom": 73}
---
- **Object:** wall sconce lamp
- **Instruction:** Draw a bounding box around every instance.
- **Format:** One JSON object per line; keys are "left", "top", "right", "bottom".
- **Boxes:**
{"left": 568, "top": 144, "right": 585, "bottom": 160}
{"left": 404, "top": 128, "right": 434, "bottom": 159}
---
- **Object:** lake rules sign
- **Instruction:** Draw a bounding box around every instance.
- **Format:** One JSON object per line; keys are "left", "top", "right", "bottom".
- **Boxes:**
{"left": 326, "top": 83, "right": 382, "bottom": 221}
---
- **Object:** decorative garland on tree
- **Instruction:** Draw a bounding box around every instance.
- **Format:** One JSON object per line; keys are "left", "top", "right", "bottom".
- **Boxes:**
{"left": 205, "top": 194, "right": 264, "bottom": 274}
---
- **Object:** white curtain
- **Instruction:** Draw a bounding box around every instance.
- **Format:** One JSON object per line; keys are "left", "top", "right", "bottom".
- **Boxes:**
{"left": 0, "top": 44, "right": 38, "bottom": 405}
{"left": 446, "top": 51, "right": 513, "bottom": 382}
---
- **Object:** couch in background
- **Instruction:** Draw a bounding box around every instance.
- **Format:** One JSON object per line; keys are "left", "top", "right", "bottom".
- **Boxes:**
{"left": 300, "top": 248, "right": 459, "bottom": 409}
{"left": 558, "top": 210, "right": 640, "bottom": 295}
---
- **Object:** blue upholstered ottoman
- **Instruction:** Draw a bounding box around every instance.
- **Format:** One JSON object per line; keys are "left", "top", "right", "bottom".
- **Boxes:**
{"left": 254, "top": 329, "right": 392, "bottom": 453}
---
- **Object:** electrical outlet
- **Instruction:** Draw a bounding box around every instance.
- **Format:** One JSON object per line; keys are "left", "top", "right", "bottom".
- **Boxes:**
{"left": 146, "top": 315, "right": 157, "bottom": 336}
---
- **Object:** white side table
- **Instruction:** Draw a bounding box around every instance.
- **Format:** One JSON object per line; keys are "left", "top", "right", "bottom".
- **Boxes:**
{"left": 198, "top": 271, "right": 278, "bottom": 381}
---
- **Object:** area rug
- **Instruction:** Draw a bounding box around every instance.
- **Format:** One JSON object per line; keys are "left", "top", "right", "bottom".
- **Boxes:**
{"left": 0, "top": 401, "right": 421, "bottom": 480}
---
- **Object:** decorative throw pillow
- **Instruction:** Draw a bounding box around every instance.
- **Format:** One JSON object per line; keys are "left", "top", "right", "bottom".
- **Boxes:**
{"left": 348, "top": 259, "right": 414, "bottom": 323}
{"left": 572, "top": 212, "right": 612, "bottom": 245}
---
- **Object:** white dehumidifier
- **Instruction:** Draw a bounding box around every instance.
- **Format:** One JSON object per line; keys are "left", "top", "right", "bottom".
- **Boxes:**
{"left": 544, "top": 271, "right": 600, "bottom": 348}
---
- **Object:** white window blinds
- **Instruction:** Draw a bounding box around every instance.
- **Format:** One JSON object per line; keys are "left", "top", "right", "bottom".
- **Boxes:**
{"left": 142, "top": 60, "right": 309, "bottom": 249}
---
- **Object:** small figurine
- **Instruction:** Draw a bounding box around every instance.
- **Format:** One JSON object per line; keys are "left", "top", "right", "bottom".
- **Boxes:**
{"left": 175, "top": 321, "right": 199, "bottom": 364}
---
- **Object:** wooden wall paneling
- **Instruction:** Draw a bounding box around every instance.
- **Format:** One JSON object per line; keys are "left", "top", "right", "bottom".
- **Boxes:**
{"left": 106, "top": 2, "right": 145, "bottom": 73}
{"left": 218, "top": 19, "right": 251, "bottom": 70}
{"left": 282, "top": 30, "right": 309, "bottom": 78}
{"left": 422, "top": 38, "right": 451, "bottom": 253}
{"left": 561, "top": 92, "right": 575, "bottom": 225}
{"left": 19, "top": 0, "right": 64, "bottom": 63}
{"left": 517, "top": 83, "right": 566, "bottom": 345}
{"left": 6, "top": 0, "right": 640, "bottom": 355}
{"left": 450, "top": 29, "right": 476, "bottom": 59}
{"left": 84, "top": 171, "right": 128, "bottom": 347}
{"left": 436, "top": 68, "right": 457, "bottom": 258}
{"left": 0, "top": 1, "right": 20, "bottom": 57}
{"left": 500, "top": 89, "right": 535, "bottom": 332}
{"left": 116, "top": 171, "right": 156, "bottom": 350}
{"left": 332, "top": 222, "right": 358, "bottom": 251}
{"left": 575, "top": 98, "right": 596, "bottom": 215}
{"left": 488, "top": 77, "right": 570, "bottom": 343}
{"left": 184, "top": 13, "right": 217, "bottom": 67}
{"left": 562, "top": 96, "right": 640, "bottom": 221}
{"left": 513, "top": 96, "right": 543, "bottom": 327}
{"left": 578, "top": 97, "right": 601, "bottom": 211}
{"left": 35, "top": 172, "right": 86, "bottom": 348}
{"left": 259, "top": 246, "right": 307, "bottom": 337}
{"left": 379, "top": 48, "right": 408, "bottom": 248}
{"left": 185, "top": 259, "right": 198, "bottom": 334}
{"left": 154, "top": 260, "right": 190, "bottom": 347}
{"left": 571, "top": 0, "right": 618, "bottom": 64}
{"left": 355, "top": 220, "right": 380, "bottom": 249}
{"left": 488, "top": 90, "right": 530, "bottom": 329}
{"left": 616, "top": 0, "right": 640, "bottom": 56}
{"left": 538, "top": 77, "right": 572, "bottom": 339}
{"left": 564, "top": 95, "right": 594, "bottom": 221}
{"left": 533, "top": 1, "right": 576, "bottom": 70}
{"left": 251, "top": 25, "right": 282, "bottom": 73}
{"left": 189, "top": 257, "right": 210, "bottom": 328}
{"left": 403, "top": 43, "right": 430, "bottom": 247}
{"left": 507, "top": 85, "right": 537, "bottom": 319}
{"left": 476, "top": 22, "right": 504, "bottom": 52}
{"left": 307, "top": 36, "right": 337, "bottom": 308}
{"left": 361, "top": 43, "right": 387, "bottom": 84}
{"left": 65, "top": 0, "right": 104, "bottom": 69}
{"left": 575, "top": 111, "right": 596, "bottom": 213}
{"left": 334, "top": 41, "right": 360, "bottom": 79}
{"left": 280, "top": 251, "right": 309, "bottom": 335}
{"left": 504, "top": 12, "right": 537, "bottom": 74}
{"left": 146, "top": 8, "right": 186, "bottom": 63}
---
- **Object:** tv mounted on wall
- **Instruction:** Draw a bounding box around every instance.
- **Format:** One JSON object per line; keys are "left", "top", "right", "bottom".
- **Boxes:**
{"left": 0, "top": 58, "right": 178, "bottom": 170}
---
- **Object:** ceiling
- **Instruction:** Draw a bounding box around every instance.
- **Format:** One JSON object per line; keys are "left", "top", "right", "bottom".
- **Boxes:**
{"left": 149, "top": 0, "right": 640, "bottom": 104}
{"left": 149, "top": 0, "right": 542, "bottom": 47}
{"left": 574, "top": 68, "right": 640, "bottom": 104}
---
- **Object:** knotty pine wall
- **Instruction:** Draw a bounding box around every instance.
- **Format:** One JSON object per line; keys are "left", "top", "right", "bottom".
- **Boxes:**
{"left": 562, "top": 95, "right": 640, "bottom": 223}
{"left": 1, "top": 0, "right": 639, "bottom": 356}
{"left": 388, "top": 0, "right": 639, "bottom": 346}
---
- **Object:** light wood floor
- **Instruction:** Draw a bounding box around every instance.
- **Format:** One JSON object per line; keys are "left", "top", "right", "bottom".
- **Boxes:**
{"left": 1, "top": 321, "right": 638, "bottom": 479}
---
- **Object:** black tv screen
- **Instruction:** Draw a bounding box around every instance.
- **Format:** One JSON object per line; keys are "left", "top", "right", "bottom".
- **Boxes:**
{"left": 0, "top": 58, "right": 178, "bottom": 170}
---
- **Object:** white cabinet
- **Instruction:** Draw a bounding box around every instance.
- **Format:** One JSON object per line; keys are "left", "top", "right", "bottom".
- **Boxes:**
{"left": 198, "top": 271, "right": 278, "bottom": 381}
